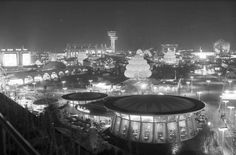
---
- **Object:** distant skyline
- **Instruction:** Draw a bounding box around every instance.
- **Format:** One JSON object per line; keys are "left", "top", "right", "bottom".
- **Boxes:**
{"left": 0, "top": 1, "right": 236, "bottom": 51}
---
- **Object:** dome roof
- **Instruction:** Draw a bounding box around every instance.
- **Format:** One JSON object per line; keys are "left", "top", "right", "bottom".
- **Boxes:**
{"left": 62, "top": 92, "right": 108, "bottom": 101}
{"left": 42, "top": 61, "right": 66, "bottom": 71}
{"left": 104, "top": 95, "right": 205, "bottom": 115}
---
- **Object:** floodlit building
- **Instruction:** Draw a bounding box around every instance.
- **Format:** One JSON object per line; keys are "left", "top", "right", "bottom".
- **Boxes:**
{"left": 105, "top": 95, "right": 205, "bottom": 143}
{"left": 192, "top": 48, "right": 215, "bottom": 60}
{"left": 0, "top": 48, "right": 32, "bottom": 67}
{"left": 194, "top": 65, "right": 215, "bottom": 75}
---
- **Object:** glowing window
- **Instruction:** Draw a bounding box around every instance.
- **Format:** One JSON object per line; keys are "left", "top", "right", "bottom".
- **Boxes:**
{"left": 141, "top": 116, "right": 153, "bottom": 122}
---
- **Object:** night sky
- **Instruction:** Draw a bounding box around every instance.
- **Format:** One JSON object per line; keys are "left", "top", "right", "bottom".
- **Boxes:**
{"left": 0, "top": 1, "right": 236, "bottom": 51}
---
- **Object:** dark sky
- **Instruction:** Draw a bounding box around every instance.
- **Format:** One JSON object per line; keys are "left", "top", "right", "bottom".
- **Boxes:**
{"left": 0, "top": 1, "right": 236, "bottom": 51}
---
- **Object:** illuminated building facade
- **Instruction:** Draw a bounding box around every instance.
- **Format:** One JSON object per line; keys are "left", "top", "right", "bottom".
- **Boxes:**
{"left": 192, "top": 48, "right": 215, "bottom": 60}
{"left": 161, "top": 44, "right": 178, "bottom": 53}
{"left": 32, "top": 51, "right": 49, "bottom": 64}
{"left": 62, "top": 92, "right": 111, "bottom": 125}
{"left": 105, "top": 95, "right": 205, "bottom": 143}
{"left": 0, "top": 48, "right": 32, "bottom": 67}
{"left": 65, "top": 43, "right": 110, "bottom": 59}
{"left": 162, "top": 44, "right": 178, "bottom": 65}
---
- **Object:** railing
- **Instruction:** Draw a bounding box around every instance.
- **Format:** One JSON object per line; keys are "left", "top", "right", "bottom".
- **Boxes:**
{"left": 0, "top": 113, "right": 40, "bottom": 155}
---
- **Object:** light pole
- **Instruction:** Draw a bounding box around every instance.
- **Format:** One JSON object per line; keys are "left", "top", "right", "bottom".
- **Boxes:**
{"left": 63, "top": 87, "right": 67, "bottom": 93}
{"left": 120, "top": 89, "right": 125, "bottom": 96}
{"left": 186, "top": 81, "right": 190, "bottom": 91}
{"left": 218, "top": 72, "right": 221, "bottom": 81}
{"left": 5, "top": 85, "right": 10, "bottom": 96}
{"left": 235, "top": 114, "right": 236, "bottom": 127}
{"left": 14, "top": 84, "right": 18, "bottom": 101}
{"left": 197, "top": 91, "right": 202, "bottom": 100}
{"left": 88, "top": 79, "right": 93, "bottom": 92}
{"left": 228, "top": 80, "right": 233, "bottom": 90}
{"left": 206, "top": 80, "right": 211, "bottom": 94}
{"left": 140, "top": 83, "right": 147, "bottom": 95}
{"left": 218, "top": 127, "right": 228, "bottom": 153}
{"left": 32, "top": 82, "right": 36, "bottom": 92}
{"left": 61, "top": 80, "right": 66, "bottom": 88}
{"left": 222, "top": 100, "right": 229, "bottom": 113}
{"left": 89, "top": 79, "right": 93, "bottom": 85}
{"left": 227, "top": 106, "right": 235, "bottom": 123}
{"left": 190, "top": 76, "right": 194, "bottom": 93}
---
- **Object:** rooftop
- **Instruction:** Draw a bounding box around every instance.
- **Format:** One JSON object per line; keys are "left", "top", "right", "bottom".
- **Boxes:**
{"left": 62, "top": 92, "right": 108, "bottom": 101}
{"left": 104, "top": 95, "right": 205, "bottom": 115}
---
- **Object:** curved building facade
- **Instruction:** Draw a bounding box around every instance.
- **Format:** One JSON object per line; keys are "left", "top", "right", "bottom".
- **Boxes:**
{"left": 61, "top": 92, "right": 111, "bottom": 125}
{"left": 104, "top": 95, "right": 205, "bottom": 143}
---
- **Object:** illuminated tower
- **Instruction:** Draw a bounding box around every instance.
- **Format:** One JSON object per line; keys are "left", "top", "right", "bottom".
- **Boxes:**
{"left": 108, "top": 31, "right": 118, "bottom": 53}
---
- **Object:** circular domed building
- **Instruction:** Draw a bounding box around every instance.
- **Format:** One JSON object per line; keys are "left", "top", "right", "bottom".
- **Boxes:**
{"left": 104, "top": 95, "right": 205, "bottom": 143}
{"left": 61, "top": 92, "right": 111, "bottom": 124}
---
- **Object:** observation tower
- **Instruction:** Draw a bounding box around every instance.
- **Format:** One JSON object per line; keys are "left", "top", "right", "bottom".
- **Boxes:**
{"left": 107, "top": 31, "right": 118, "bottom": 53}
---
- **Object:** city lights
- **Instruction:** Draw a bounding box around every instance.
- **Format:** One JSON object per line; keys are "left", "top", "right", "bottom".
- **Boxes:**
{"left": 0, "top": 2, "right": 235, "bottom": 154}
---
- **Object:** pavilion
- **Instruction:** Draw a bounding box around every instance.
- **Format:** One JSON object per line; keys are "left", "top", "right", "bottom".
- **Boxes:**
{"left": 104, "top": 95, "right": 205, "bottom": 143}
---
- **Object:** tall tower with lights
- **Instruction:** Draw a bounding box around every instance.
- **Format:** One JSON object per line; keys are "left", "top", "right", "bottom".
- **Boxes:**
{"left": 107, "top": 31, "right": 118, "bottom": 53}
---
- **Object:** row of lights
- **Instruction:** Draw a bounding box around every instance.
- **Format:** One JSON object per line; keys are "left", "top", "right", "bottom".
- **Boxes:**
{"left": 1, "top": 48, "right": 28, "bottom": 52}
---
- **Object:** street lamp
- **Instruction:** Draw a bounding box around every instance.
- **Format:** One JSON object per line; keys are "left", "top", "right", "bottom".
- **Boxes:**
{"left": 227, "top": 106, "right": 235, "bottom": 122}
{"left": 206, "top": 80, "right": 211, "bottom": 94}
{"left": 222, "top": 100, "right": 229, "bottom": 112}
{"left": 63, "top": 87, "right": 67, "bottom": 93}
{"left": 235, "top": 114, "right": 236, "bottom": 127}
{"left": 88, "top": 80, "right": 93, "bottom": 92}
{"left": 5, "top": 85, "right": 10, "bottom": 96}
{"left": 89, "top": 79, "right": 93, "bottom": 85}
{"left": 197, "top": 91, "right": 202, "bottom": 100}
{"left": 186, "top": 81, "right": 190, "bottom": 91}
{"left": 228, "top": 80, "right": 233, "bottom": 89}
{"left": 61, "top": 80, "right": 66, "bottom": 88}
{"left": 120, "top": 89, "right": 125, "bottom": 95}
{"left": 140, "top": 83, "right": 147, "bottom": 95}
{"left": 217, "top": 73, "right": 221, "bottom": 81}
{"left": 190, "top": 76, "right": 194, "bottom": 93}
{"left": 32, "top": 82, "right": 36, "bottom": 92}
{"left": 218, "top": 127, "right": 228, "bottom": 151}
